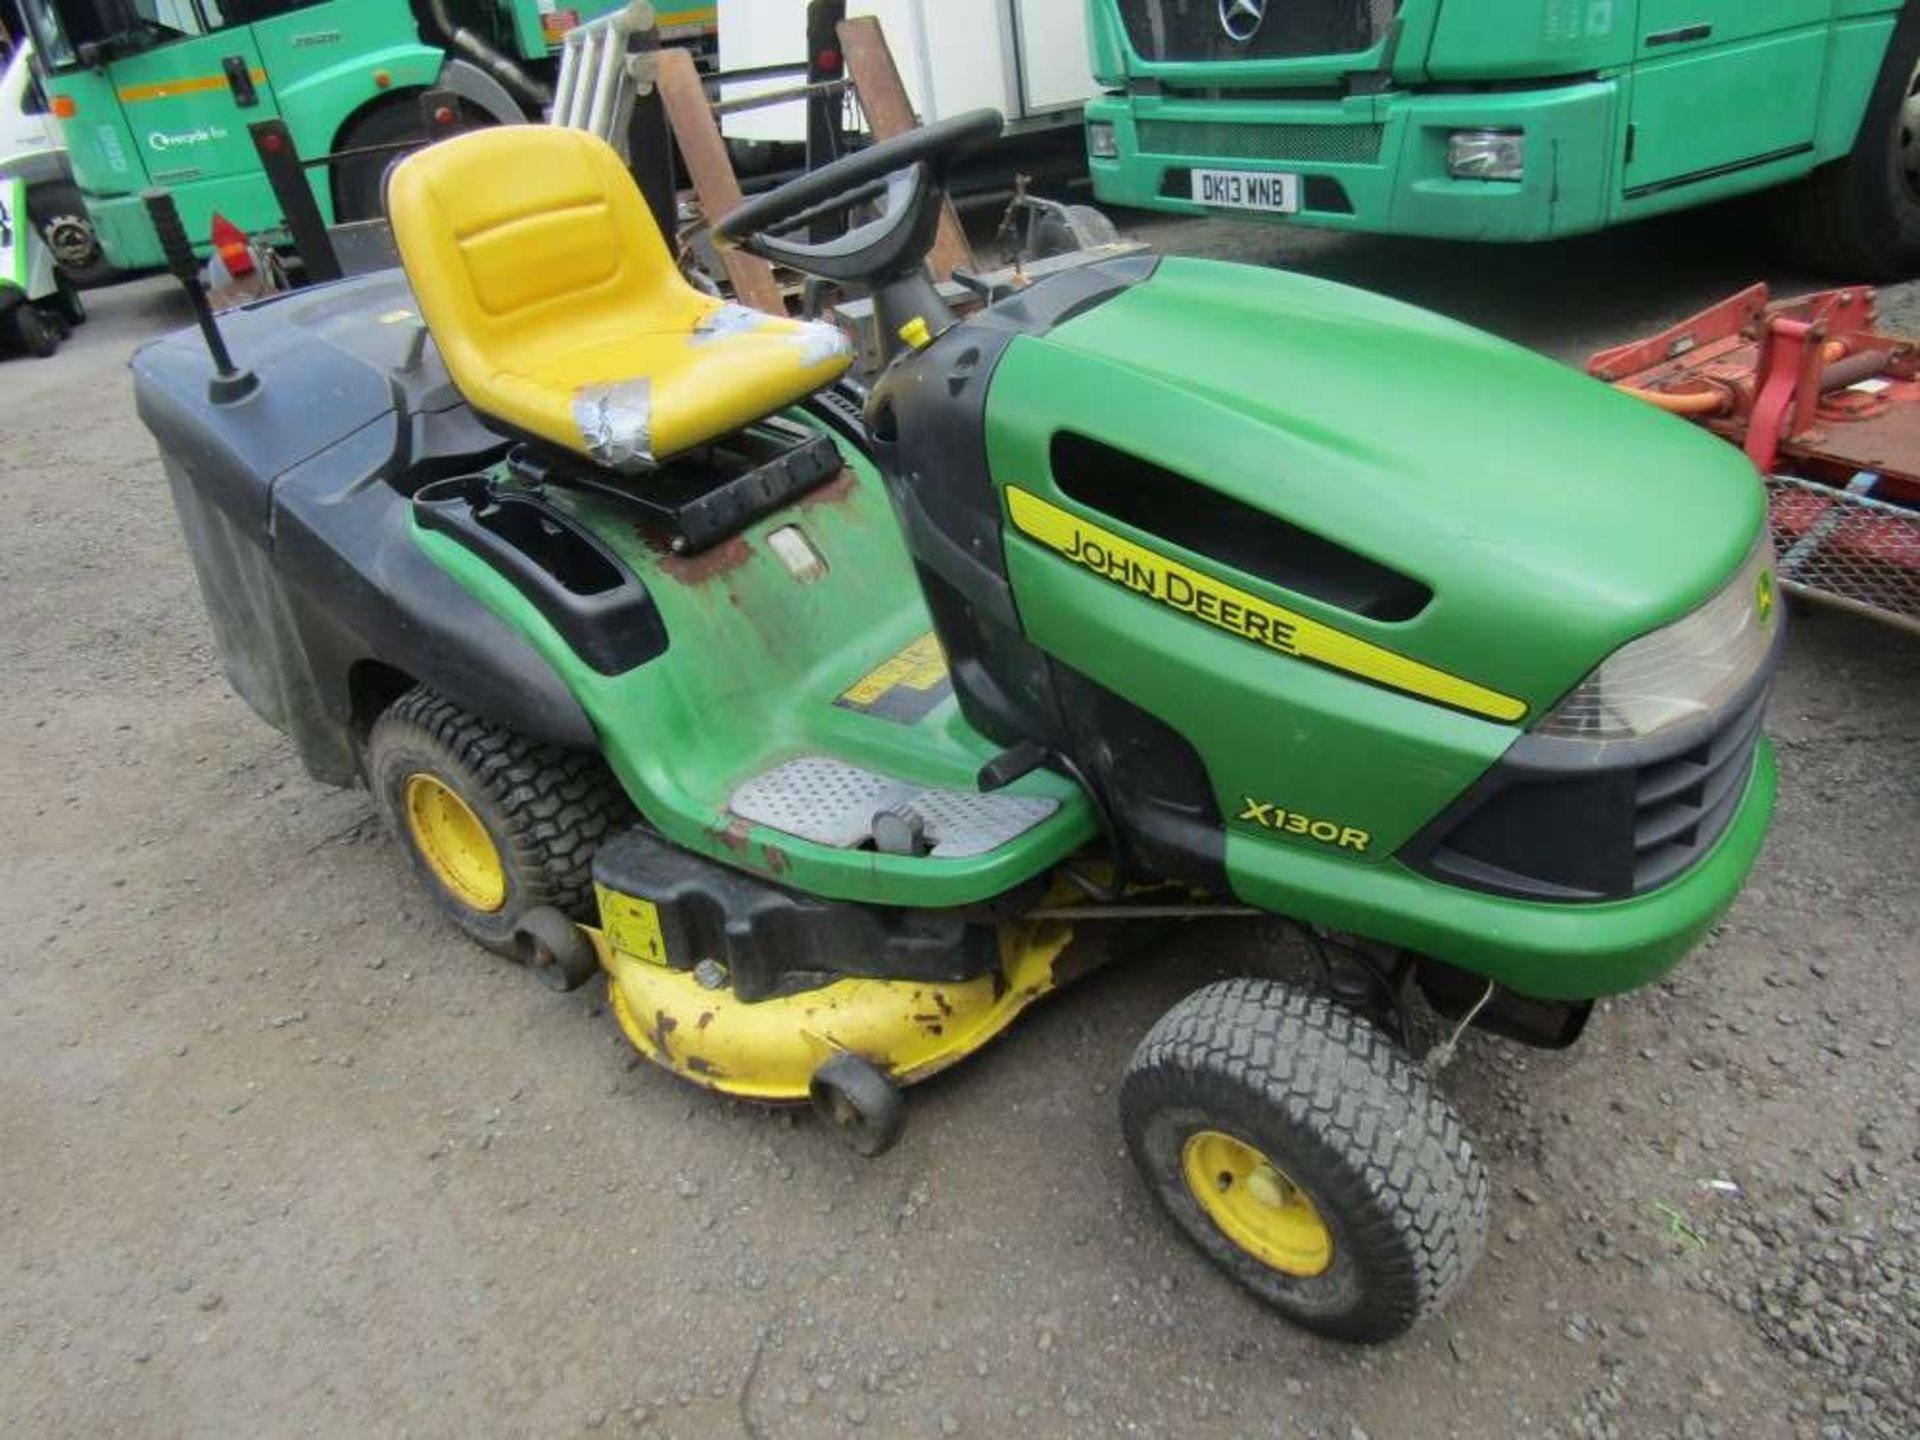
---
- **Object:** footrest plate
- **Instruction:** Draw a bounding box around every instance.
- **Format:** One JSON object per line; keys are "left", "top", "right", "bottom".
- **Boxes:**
{"left": 729, "top": 756, "right": 1057, "bottom": 859}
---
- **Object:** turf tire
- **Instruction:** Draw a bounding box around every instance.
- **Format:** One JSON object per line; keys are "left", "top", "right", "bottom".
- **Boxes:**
{"left": 365, "top": 686, "right": 632, "bottom": 955}
{"left": 1120, "top": 978, "right": 1488, "bottom": 1342}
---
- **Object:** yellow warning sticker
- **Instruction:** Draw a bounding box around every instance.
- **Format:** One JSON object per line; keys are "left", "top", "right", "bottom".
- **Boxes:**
{"left": 1005, "top": 486, "right": 1528, "bottom": 724}
{"left": 835, "top": 633, "right": 953, "bottom": 724}
{"left": 598, "top": 886, "right": 668, "bottom": 965}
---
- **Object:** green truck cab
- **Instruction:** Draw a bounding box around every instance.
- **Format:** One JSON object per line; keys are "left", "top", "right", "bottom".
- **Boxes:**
{"left": 1084, "top": 1, "right": 1919, "bottom": 276}
{"left": 15, "top": 0, "right": 713, "bottom": 269}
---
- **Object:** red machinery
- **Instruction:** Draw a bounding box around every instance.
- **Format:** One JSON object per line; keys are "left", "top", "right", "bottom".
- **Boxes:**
{"left": 1589, "top": 285, "right": 1919, "bottom": 634}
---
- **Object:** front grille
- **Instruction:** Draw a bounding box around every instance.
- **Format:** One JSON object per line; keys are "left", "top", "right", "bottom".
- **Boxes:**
{"left": 1115, "top": 0, "right": 1400, "bottom": 64}
{"left": 1402, "top": 658, "right": 1777, "bottom": 903}
{"left": 1137, "top": 118, "right": 1385, "bottom": 165}
{"left": 1628, "top": 684, "right": 1769, "bottom": 892}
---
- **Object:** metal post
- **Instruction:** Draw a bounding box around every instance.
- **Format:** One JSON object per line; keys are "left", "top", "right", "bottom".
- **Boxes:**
{"left": 625, "top": 6, "right": 676, "bottom": 240}
{"left": 247, "top": 119, "right": 342, "bottom": 285}
{"left": 804, "top": 0, "right": 846, "bottom": 244}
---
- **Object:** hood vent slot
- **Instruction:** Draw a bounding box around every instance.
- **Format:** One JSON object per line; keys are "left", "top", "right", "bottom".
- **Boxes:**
{"left": 1045, "top": 432, "right": 1432, "bottom": 622}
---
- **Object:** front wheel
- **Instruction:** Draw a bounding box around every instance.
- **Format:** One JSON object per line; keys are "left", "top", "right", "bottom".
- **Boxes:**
{"left": 332, "top": 99, "right": 492, "bottom": 222}
{"left": 28, "top": 181, "right": 115, "bottom": 287}
{"left": 1121, "top": 979, "right": 1488, "bottom": 1342}
{"left": 1780, "top": 8, "right": 1920, "bottom": 279}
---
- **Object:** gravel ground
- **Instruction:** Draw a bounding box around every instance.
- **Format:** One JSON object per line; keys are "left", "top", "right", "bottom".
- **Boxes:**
{"left": 1, "top": 208, "right": 1916, "bottom": 1439}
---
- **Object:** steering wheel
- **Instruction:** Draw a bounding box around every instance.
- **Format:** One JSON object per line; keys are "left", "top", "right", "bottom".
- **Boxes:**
{"left": 714, "top": 109, "right": 1004, "bottom": 285}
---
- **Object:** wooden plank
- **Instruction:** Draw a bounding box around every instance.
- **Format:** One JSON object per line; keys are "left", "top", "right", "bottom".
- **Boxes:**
{"left": 655, "top": 45, "right": 785, "bottom": 315}
{"left": 837, "top": 14, "right": 976, "bottom": 282}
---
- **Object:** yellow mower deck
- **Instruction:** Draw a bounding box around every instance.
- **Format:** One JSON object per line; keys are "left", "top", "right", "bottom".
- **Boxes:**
{"left": 589, "top": 916, "right": 1078, "bottom": 1102}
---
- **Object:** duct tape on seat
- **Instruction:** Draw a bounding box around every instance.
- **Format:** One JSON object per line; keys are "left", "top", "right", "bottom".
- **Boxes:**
{"left": 572, "top": 377, "right": 654, "bottom": 472}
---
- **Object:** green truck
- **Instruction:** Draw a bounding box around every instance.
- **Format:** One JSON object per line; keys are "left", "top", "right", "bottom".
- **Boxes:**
{"left": 1084, "top": 1, "right": 1919, "bottom": 276}
{"left": 15, "top": 0, "right": 717, "bottom": 269}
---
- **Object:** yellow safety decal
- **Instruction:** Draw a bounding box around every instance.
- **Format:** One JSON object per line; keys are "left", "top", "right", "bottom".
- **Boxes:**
{"left": 597, "top": 886, "right": 668, "bottom": 966}
{"left": 835, "top": 632, "right": 953, "bottom": 724}
{"left": 1005, "top": 487, "right": 1528, "bottom": 724}
{"left": 117, "top": 69, "right": 267, "bottom": 104}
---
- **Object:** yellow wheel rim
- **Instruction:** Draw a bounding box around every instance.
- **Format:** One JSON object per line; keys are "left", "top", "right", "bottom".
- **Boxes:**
{"left": 1182, "top": 1129, "right": 1333, "bottom": 1278}
{"left": 402, "top": 773, "right": 507, "bottom": 913}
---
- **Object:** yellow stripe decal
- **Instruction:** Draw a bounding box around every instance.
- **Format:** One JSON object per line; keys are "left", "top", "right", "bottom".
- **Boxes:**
{"left": 1005, "top": 486, "right": 1528, "bottom": 724}
{"left": 117, "top": 69, "right": 266, "bottom": 104}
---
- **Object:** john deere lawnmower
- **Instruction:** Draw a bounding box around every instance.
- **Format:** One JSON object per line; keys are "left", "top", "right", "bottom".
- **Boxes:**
{"left": 133, "top": 111, "right": 1781, "bottom": 1341}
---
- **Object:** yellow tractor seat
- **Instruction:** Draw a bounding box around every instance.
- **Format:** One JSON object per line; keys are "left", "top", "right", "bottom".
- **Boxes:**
{"left": 386, "top": 126, "right": 853, "bottom": 473}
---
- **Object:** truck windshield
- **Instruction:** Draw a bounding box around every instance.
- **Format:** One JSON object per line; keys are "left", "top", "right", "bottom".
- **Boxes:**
{"left": 19, "top": 0, "right": 230, "bottom": 70}
{"left": 18, "top": 0, "right": 81, "bottom": 69}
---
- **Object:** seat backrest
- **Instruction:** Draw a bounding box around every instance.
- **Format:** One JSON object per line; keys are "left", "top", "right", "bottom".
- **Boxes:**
{"left": 387, "top": 126, "right": 694, "bottom": 388}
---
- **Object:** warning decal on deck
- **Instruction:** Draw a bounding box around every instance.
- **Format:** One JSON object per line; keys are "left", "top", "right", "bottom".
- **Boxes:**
{"left": 598, "top": 886, "right": 668, "bottom": 965}
{"left": 835, "top": 633, "right": 953, "bottom": 724}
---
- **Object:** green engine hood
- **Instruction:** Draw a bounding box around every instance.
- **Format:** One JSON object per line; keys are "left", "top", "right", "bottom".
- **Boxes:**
{"left": 983, "top": 256, "right": 1766, "bottom": 717}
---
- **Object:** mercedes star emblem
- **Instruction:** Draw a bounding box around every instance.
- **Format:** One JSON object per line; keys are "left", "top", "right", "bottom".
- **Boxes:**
{"left": 1219, "top": 0, "right": 1266, "bottom": 43}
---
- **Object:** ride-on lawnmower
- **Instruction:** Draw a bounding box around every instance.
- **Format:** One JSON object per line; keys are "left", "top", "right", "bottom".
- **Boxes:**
{"left": 134, "top": 112, "right": 1781, "bottom": 1341}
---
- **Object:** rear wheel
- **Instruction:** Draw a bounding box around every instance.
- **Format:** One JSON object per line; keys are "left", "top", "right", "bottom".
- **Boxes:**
{"left": 1779, "top": 8, "right": 1920, "bottom": 279}
{"left": 51, "top": 272, "right": 86, "bottom": 327}
{"left": 1121, "top": 979, "right": 1488, "bottom": 1342}
{"left": 364, "top": 686, "right": 633, "bottom": 958}
{"left": 5, "top": 302, "right": 58, "bottom": 358}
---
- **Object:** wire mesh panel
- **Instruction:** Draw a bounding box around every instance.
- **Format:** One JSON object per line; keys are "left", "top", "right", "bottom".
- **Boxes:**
{"left": 1767, "top": 475, "right": 1920, "bottom": 632}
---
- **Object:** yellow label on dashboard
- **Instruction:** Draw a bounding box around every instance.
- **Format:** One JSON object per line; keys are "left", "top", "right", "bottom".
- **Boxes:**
{"left": 835, "top": 632, "right": 952, "bottom": 724}
{"left": 1004, "top": 487, "right": 1527, "bottom": 724}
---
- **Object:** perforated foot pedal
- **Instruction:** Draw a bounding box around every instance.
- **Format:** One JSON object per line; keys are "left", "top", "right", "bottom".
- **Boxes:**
{"left": 730, "top": 756, "right": 1057, "bottom": 858}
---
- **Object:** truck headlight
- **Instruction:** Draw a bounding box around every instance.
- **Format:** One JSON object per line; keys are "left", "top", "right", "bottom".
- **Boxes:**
{"left": 1447, "top": 129, "right": 1525, "bottom": 181}
{"left": 1087, "top": 121, "right": 1119, "bottom": 160}
{"left": 1535, "top": 535, "right": 1779, "bottom": 741}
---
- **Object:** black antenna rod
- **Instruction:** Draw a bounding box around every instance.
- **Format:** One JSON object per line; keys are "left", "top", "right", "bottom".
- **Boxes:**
{"left": 141, "top": 188, "right": 258, "bottom": 404}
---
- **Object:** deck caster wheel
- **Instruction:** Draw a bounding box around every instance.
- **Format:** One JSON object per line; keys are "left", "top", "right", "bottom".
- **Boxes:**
{"left": 1121, "top": 978, "right": 1488, "bottom": 1342}
{"left": 515, "top": 906, "right": 599, "bottom": 992}
{"left": 810, "top": 1052, "right": 905, "bottom": 1157}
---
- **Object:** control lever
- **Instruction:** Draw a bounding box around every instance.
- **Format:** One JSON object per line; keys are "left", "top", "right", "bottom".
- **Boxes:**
{"left": 142, "top": 188, "right": 258, "bottom": 404}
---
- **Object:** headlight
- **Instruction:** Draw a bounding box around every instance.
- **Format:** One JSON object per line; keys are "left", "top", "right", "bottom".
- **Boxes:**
{"left": 1447, "top": 129, "right": 1525, "bottom": 181}
{"left": 1536, "top": 535, "right": 1778, "bottom": 741}
{"left": 1087, "top": 120, "right": 1119, "bottom": 160}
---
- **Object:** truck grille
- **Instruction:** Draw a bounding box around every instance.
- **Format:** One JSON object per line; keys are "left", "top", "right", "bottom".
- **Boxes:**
{"left": 1137, "top": 118, "right": 1385, "bottom": 165}
{"left": 1402, "top": 663, "right": 1776, "bottom": 903}
{"left": 1115, "top": 0, "right": 1401, "bottom": 65}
